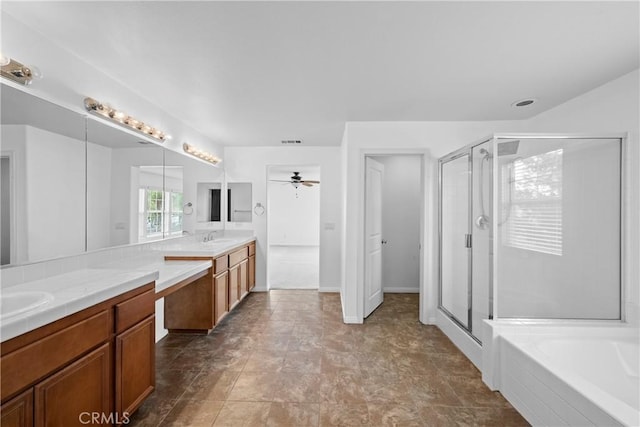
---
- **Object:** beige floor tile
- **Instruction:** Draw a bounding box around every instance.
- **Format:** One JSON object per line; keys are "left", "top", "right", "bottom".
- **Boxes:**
{"left": 128, "top": 292, "right": 528, "bottom": 427}
{"left": 227, "top": 371, "right": 279, "bottom": 402}
{"left": 266, "top": 402, "right": 320, "bottom": 427}
{"left": 319, "top": 403, "right": 370, "bottom": 426}
{"left": 212, "top": 401, "right": 271, "bottom": 426}
{"left": 160, "top": 399, "right": 224, "bottom": 427}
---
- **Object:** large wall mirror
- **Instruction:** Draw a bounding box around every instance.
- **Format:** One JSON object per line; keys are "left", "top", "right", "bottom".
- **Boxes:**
{"left": 0, "top": 83, "right": 225, "bottom": 267}
{"left": 1, "top": 84, "right": 87, "bottom": 265}
{"left": 86, "top": 119, "right": 164, "bottom": 250}
{"left": 164, "top": 149, "right": 224, "bottom": 234}
{"left": 227, "top": 183, "right": 252, "bottom": 223}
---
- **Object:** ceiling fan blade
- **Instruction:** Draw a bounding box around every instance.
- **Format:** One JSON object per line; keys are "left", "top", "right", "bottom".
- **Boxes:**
{"left": 302, "top": 182, "right": 314, "bottom": 187}
{"left": 302, "top": 180, "right": 320, "bottom": 184}
{"left": 269, "top": 180, "right": 291, "bottom": 183}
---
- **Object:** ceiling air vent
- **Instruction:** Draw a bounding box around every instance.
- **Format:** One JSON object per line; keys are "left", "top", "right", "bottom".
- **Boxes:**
{"left": 281, "top": 140, "right": 302, "bottom": 144}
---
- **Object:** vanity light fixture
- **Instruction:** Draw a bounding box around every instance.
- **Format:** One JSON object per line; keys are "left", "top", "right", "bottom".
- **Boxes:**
{"left": 0, "top": 53, "right": 42, "bottom": 85}
{"left": 182, "top": 143, "right": 221, "bottom": 165}
{"left": 84, "top": 97, "right": 170, "bottom": 142}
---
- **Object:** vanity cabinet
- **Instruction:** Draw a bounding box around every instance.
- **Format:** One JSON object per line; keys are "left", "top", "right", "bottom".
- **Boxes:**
{"left": 214, "top": 271, "right": 229, "bottom": 323}
{"left": 164, "top": 268, "right": 216, "bottom": 334}
{"left": 35, "top": 343, "right": 111, "bottom": 426}
{"left": 114, "top": 289, "right": 155, "bottom": 421}
{"left": 164, "top": 240, "right": 255, "bottom": 335}
{"left": 0, "top": 390, "right": 33, "bottom": 427}
{"left": 239, "top": 259, "right": 249, "bottom": 299}
{"left": 248, "top": 242, "right": 256, "bottom": 291}
{"left": 229, "top": 263, "right": 240, "bottom": 309}
{"left": 0, "top": 283, "right": 155, "bottom": 426}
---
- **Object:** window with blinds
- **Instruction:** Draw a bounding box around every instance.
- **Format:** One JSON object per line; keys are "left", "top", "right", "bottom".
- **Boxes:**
{"left": 505, "top": 149, "right": 563, "bottom": 256}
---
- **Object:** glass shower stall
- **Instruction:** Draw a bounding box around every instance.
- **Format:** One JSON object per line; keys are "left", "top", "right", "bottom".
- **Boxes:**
{"left": 439, "top": 134, "right": 624, "bottom": 343}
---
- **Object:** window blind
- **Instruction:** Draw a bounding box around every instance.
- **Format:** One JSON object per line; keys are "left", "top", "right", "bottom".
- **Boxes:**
{"left": 506, "top": 149, "right": 563, "bottom": 256}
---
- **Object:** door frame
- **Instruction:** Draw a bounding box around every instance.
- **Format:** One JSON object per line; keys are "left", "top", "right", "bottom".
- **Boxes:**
{"left": 358, "top": 149, "right": 429, "bottom": 323}
{"left": 265, "top": 163, "right": 321, "bottom": 290}
{"left": 1, "top": 152, "right": 16, "bottom": 265}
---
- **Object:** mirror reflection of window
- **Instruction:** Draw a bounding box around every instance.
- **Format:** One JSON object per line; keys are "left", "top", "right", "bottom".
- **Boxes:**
{"left": 164, "top": 166, "right": 184, "bottom": 237}
{"left": 136, "top": 166, "right": 184, "bottom": 241}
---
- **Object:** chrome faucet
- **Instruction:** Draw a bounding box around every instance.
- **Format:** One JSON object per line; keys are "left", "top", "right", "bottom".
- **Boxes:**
{"left": 204, "top": 231, "right": 217, "bottom": 242}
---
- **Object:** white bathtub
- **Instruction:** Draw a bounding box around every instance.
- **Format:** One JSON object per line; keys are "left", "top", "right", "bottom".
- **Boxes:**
{"left": 482, "top": 322, "right": 640, "bottom": 426}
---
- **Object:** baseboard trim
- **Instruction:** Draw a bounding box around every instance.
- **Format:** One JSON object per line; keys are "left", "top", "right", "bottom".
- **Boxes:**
{"left": 319, "top": 287, "right": 340, "bottom": 293}
{"left": 343, "top": 315, "right": 362, "bottom": 324}
{"left": 383, "top": 287, "right": 419, "bottom": 293}
{"left": 251, "top": 286, "right": 268, "bottom": 292}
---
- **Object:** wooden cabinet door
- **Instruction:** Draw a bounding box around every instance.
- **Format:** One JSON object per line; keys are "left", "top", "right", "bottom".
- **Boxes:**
{"left": 164, "top": 271, "right": 215, "bottom": 332}
{"left": 228, "top": 264, "right": 240, "bottom": 309}
{"left": 239, "top": 259, "right": 249, "bottom": 299}
{"left": 1, "top": 389, "right": 33, "bottom": 427}
{"left": 34, "top": 343, "right": 111, "bottom": 427}
{"left": 115, "top": 316, "right": 155, "bottom": 418}
{"left": 248, "top": 254, "right": 256, "bottom": 290}
{"left": 214, "top": 271, "right": 229, "bottom": 324}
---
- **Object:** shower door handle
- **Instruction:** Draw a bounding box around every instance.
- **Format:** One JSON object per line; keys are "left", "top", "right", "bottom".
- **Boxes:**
{"left": 465, "top": 234, "right": 472, "bottom": 248}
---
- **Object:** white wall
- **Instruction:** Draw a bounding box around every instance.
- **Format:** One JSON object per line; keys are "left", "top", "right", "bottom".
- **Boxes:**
{"left": 87, "top": 142, "right": 112, "bottom": 251}
{"left": 268, "top": 176, "right": 320, "bottom": 246}
{"left": 523, "top": 68, "right": 640, "bottom": 325}
{"left": 3, "top": 125, "right": 86, "bottom": 263}
{"left": 1, "top": 126, "right": 27, "bottom": 264}
{"left": 376, "top": 156, "right": 421, "bottom": 292}
{"left": 223, "top": 146, "right": 342, "bottom": 292}
{"left": 341, "top": 119, "right": 524, "bottom": 324}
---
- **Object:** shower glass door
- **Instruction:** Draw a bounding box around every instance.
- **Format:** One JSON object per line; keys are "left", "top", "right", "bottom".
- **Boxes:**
{"left": 440, "top": 153, "right": 471, "bottom": 329}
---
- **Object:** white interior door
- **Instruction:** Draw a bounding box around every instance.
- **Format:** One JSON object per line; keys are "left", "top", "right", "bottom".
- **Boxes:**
{"left": 364, "top": 157, "right": 384, "bottom": 317}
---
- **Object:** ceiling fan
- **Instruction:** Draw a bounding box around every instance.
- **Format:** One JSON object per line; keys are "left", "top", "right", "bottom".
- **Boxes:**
{"left": 270, "top": 172, "right": 320, "bottom": 188}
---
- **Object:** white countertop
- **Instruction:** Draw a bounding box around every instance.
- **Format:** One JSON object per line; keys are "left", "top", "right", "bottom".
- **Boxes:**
{"left": 0, "top": 236, "right": 254, "bottom": 343}
{"left": 160, "top": 236, "right": 256, "bottom": 258}
{"left": 1, "top": 268, "right": 158, "bottom": 342}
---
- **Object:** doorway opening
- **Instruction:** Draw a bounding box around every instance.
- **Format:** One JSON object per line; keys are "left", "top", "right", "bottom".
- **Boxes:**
{"left": 364, "top": 155, "right": 423, "bottom": 319}
{"left": 267, "top": 165, "right": 321, "bottom": 290}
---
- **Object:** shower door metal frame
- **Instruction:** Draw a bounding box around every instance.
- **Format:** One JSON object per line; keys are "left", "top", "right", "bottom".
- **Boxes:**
{"left": 438, "top": 140, "right": 492, "bottom": 342}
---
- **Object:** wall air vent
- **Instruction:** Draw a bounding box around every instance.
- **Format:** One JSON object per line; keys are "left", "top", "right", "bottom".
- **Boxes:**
{"left": 281, "top": 140, "right": 302, "bottom": 144}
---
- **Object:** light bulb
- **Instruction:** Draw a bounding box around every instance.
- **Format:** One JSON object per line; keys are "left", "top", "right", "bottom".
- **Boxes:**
{"left": 0, "top": 53, "right": 10, "bottom": 67}
{"left": 112, "top": 110, "right": 126, "bottom": 122}
{"left": 28, "top": 65, "right": 43, "bottom": 79}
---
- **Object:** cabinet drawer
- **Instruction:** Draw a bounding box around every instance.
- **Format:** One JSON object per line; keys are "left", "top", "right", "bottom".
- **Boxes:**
{"left": 214, "top": 255, "right": 228, "bottom": 275}
{"left": 229, "top": 247, "right": 248, "bottom": 267}
{"left": 248, "top": 242, "right": 255, "bottom": 256}
{"left": 115, "top": 289, "right": 155, "bottom": 334}
{"left": 1, "top": 310, "right": 111, "bottom": 402}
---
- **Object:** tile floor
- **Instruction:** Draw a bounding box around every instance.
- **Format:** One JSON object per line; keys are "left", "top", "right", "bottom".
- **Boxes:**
{"left": 128, "top": 291, "right": 529, "bottom": 426}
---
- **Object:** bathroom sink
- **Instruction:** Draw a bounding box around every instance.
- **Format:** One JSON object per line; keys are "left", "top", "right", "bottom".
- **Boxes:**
{"left": 0, "top": 290, "right": 54, "bottom": 320}
{"left": 201, "top": 238, "right": 235, "bottom": 246}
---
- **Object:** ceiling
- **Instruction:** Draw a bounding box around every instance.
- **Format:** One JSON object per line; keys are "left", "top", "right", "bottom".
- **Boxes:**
{"left": 2, "top": 1, "right": 638, "bottom": 147}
